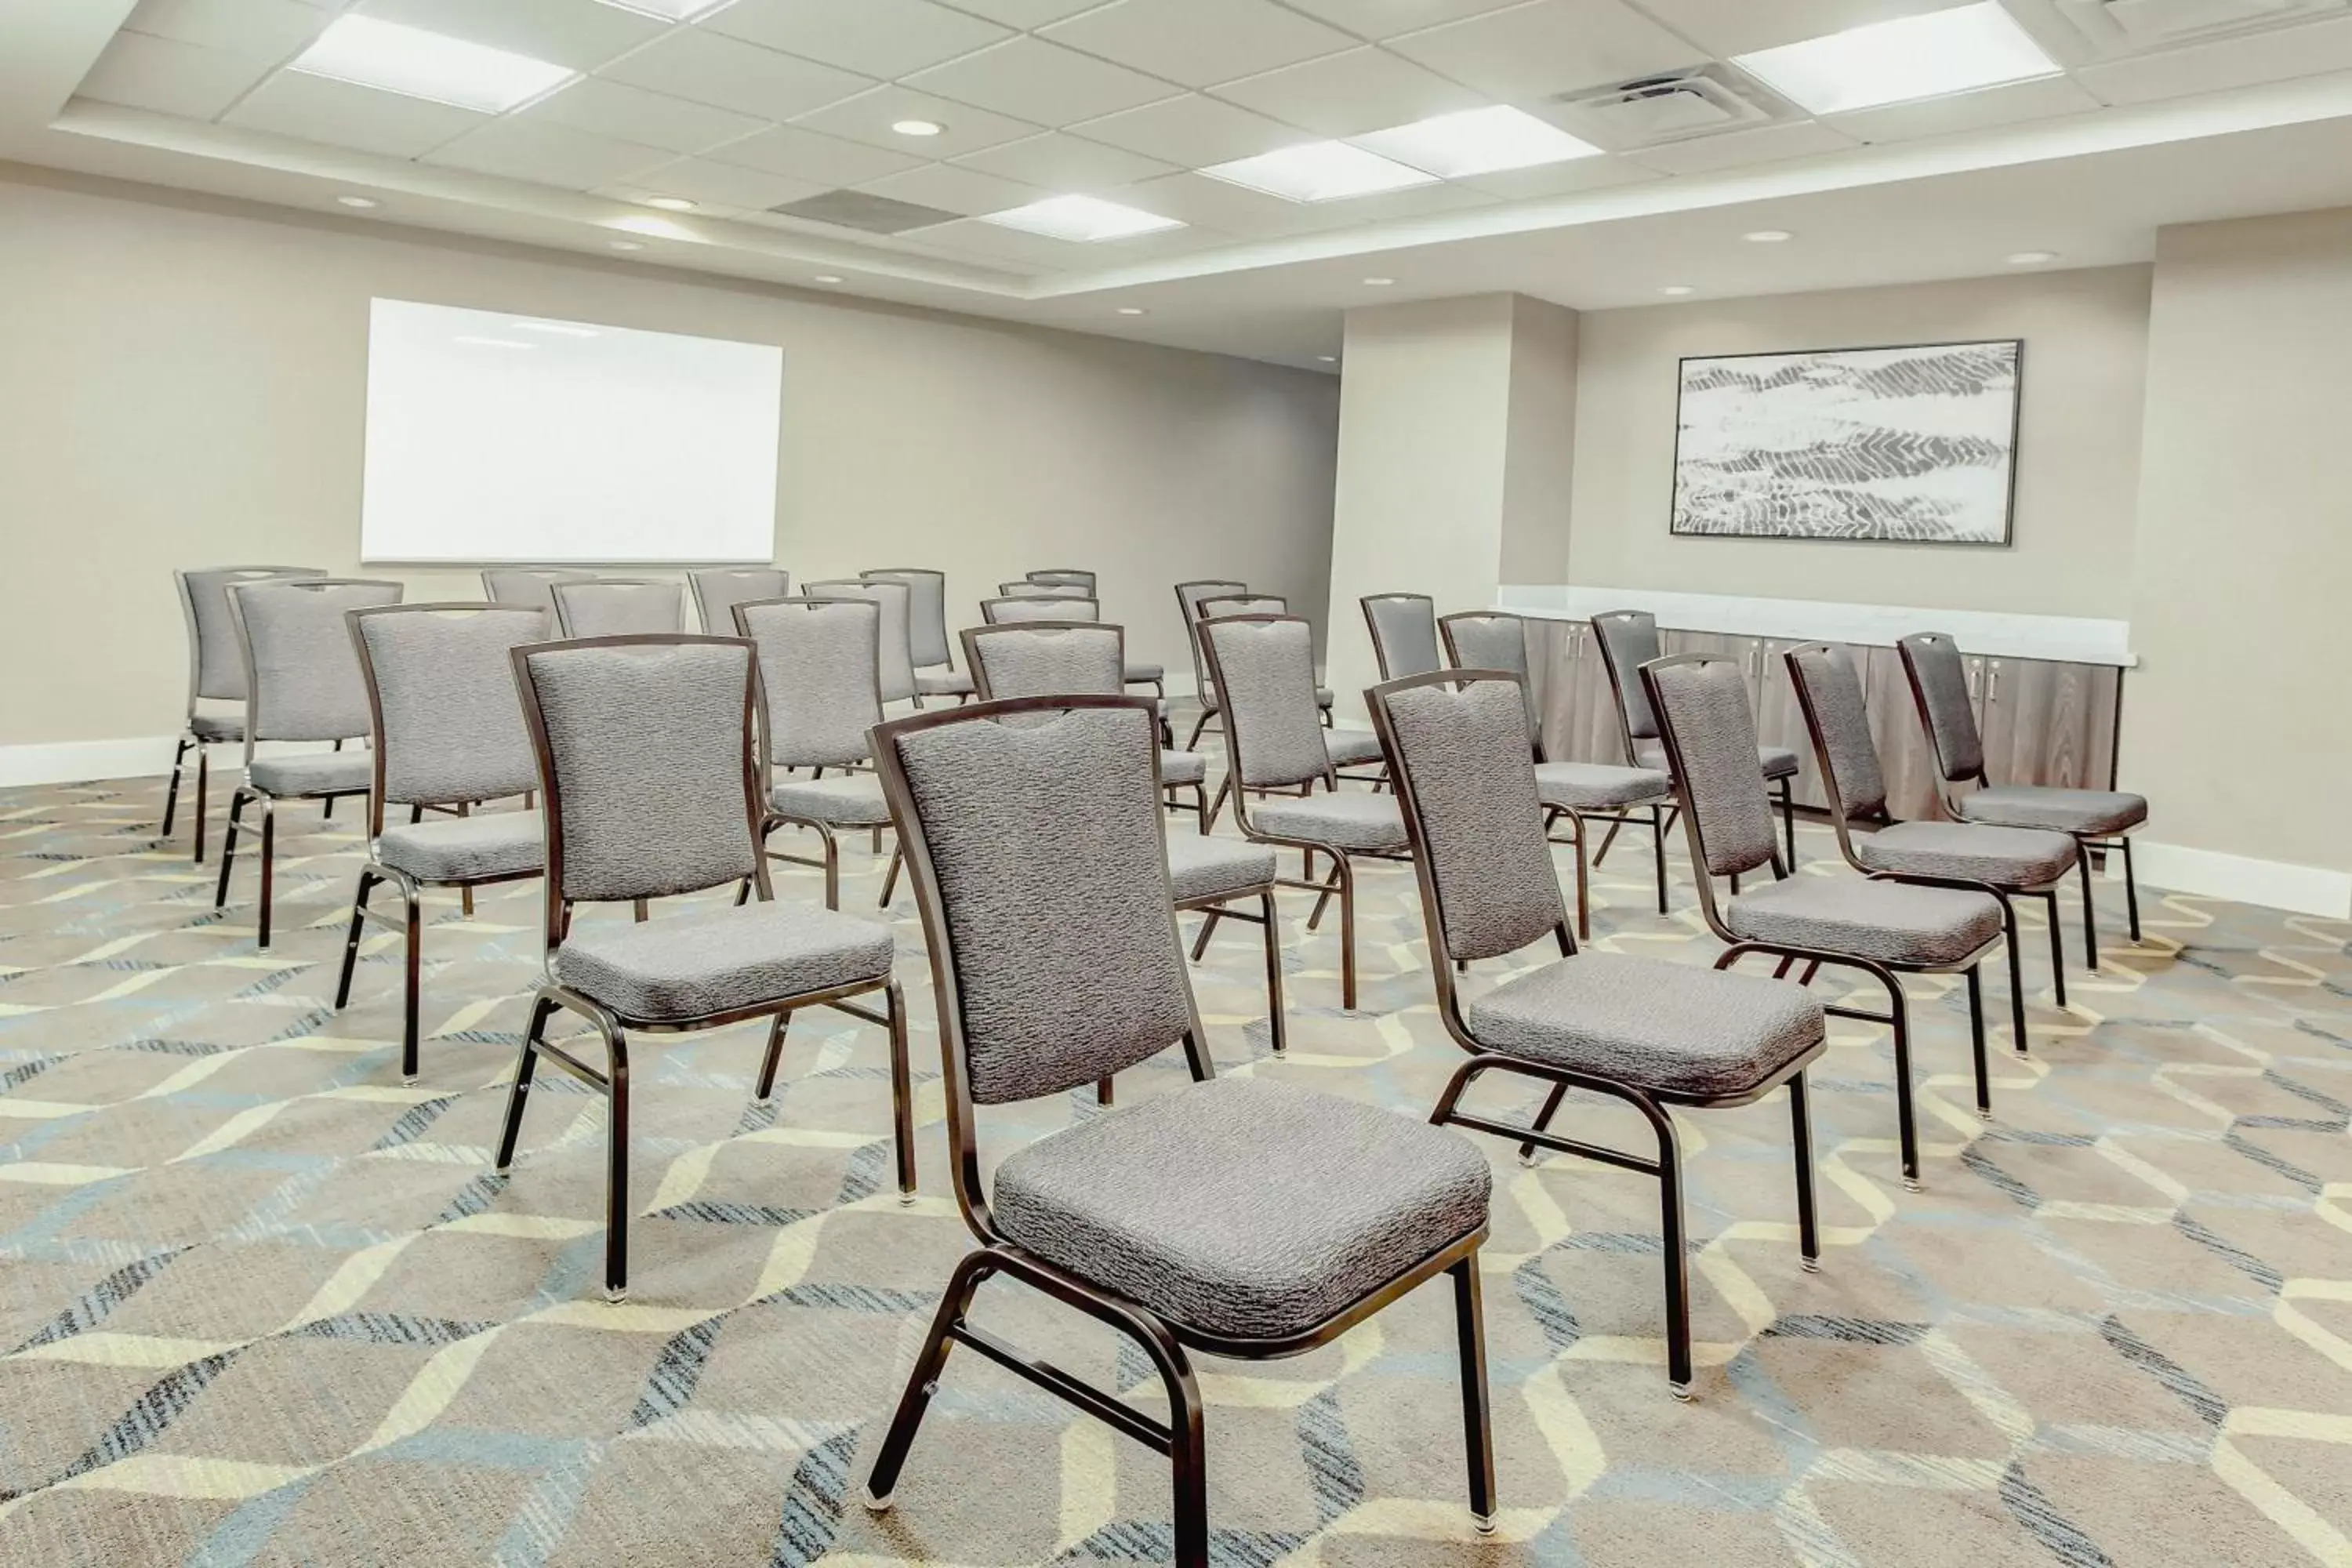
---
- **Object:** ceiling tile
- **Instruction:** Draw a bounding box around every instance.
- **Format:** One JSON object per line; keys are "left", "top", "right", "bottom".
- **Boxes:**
{"left": 791, "top": 85, "right": 1044, "bottom": 156}
{"left": 76, "top": 31, "right": 278, "bottom": 120}
{"left": 2072, "top": 15, "right": 2352, "bottom": 106}
{"left": 354, "top": 0, "right": 664, "bottom": 71}
{"left": 1827, "top": 74, "right": 2100, "bottom": 143}
{"left": 1040, "top": 0, "right": 1358, "bottom": 90}
{"left": 709, "top": 122, "right": 930, "bottom": 182}
{"left": 1625, "top": 0, "right": 1973, "bottom": 59}
{"left": 526, "top": 75, "right": 768, "bottom": 153}
{"left": 1273, "top": 0, "right": 1530, "bottom": 40}
{"left": 1386, "top": 0, "right": 1703, "bottom": 100}
{"left": 223, "top": 71, "right": 488, "bottom": 156}
{"left": 604, "top": 156, "right": 827, "bottom": 210}
{"left": 951, "top": 132, "right": 1177, "bottom": 191}
{"left": 1099, "top": 169, "right": 1330, "bottom": 235}
{"left": 1209, "top": 45, "right": 1483, "bottom": 135}
{"left": 601, "top": 27, "right": 876, "bottom": 121}
{"left": 1461, "top": 149, "right": 1661, "bottom": 198}
{"left": 1621, "top": 117, "right": 1858, "bottom": 173}
{"left": 125, "top": 0, "right": 332, "bottom": 57}
{"left": 904, "top": 36, "right": 1182, "bottom": 125}
{"left": 1066, "top": 93, "right": 1309, "bottom": 164}
{"left": 929, "top": 0, "right": 1105, "bottom": 27}
{"left": 855, "top": 162, "right": 1046, "bottom": 215}
{"left": 425, "top": 117, "right": 675, "bottom": 187}
{"left": 702, "top": 0, "right": 1011, "bottom": 81}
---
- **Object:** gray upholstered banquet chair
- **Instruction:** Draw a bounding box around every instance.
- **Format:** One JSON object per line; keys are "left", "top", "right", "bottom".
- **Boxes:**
{"left": 482, "top": 567, "right": 593, "bottom": 614}
{"left": 733, "top": 596, "right": 892, "bottom": 909}
{"left": 1006, "top": 577, "right": 1167, "bottom": 695}
{"left": 336, "top": 603, "right": 548, "bottom": 1081}
{"left": 1439, "top": 610, "right": 1674, "bottom": 936}
{"left": 212, "top": 578, "right": 404, "bottom": 949}
{"left": 980, "top": 593, "right": 1098, "bottom": 625}
{"left": 863, "top": 567, "right": 975, "bottom": 706}
{"left": 997, "top": 579, "right": 1091, "bottom": 598}
{"left": 1180, "top": 584, "right": 1338, "bottom": 747}
{"left": 805, "top": 576, "right": 916, "bottom": 708}
{"left": 1200, "top": 614, "right": 1410, "bottom": 1011}
{"left": 1644, "top": 654, "right": 2010, "bottom": 1189}
{"left": 1593, "top": 609, "right": 1800, "bottom": 872}
{"left": 1787, "top": 643, "right": 2074, "bottom": 1051}
{"left": 1025, "top": 568, "right": 1096, "bottom": 591}
{"left": 689, "top": 567, "right": 788, "bottom": 634}
{"left": 1369, "top": 669, "right": 1827, "bottom": 1399}
{"left": 1897, "top": 632, "right": 2150, "bottom": 967}
{"left": 1362, "top": 593, "right": 1442, "bottom": 681}
{"left": 861, "top": 693, "right": 1494, "bottom": 1553}
{"left": 495, "top": 633, "right": 911, "bottom": 1304}
{"left": 1200, "top": 593, "right": 1381, "bottom": 790}
{"left": 166, "top": 565, "right": 324, "bottom": 863}
{"left": 552, "top": 578, "right": 685, "bottom": 638}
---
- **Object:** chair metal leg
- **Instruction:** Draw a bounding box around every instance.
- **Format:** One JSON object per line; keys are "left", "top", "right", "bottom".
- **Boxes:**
{"left": 601, "top": 1017, "right": 632, "bottom": 1301}
{"left": 162, "top": 736, "right": 191, "bottom": 838}
{"left": 863, "top": 1248, "right": 1000, "bottom": 1511}
{"left": 334, "top": 869, "right": 376, "bottom": 1011}
{"left": 1261, "top": 890, "right": 1287, "bottom": 1054}
{"left": 1651, "top": 804, "right": 1670, "bottom": 915}
{"left": 1642, "top": 1096, "right": 1693, "bottom": 1398}
{"left": 880, "top": 845, "right": 902, "bottom": 909}
{"left": 1335, "top": 854, "right": 1359, "bottom": 1011}
{"left": 1789, "top": 1074, "right": 1820, "bottom": 1272}
{"left": 2043, "top": 889, "right": 2067, "bottom": 1009}
{"left": 494, "top": 996, "right": 555, "bottom": 1171}
{"left": 2120, "top": 837, "right": 2141, "bottom": 942}
{"left": 1998, "top": 893, "right": 2030, "bottom": 1057}
{"left": 256, "top": 800, "right": 277, "bottom": 951}
{"left": 398, "top": 877, "right": 423, "bottom": 1083}
{"left": 1570, "top": 809, "right": 1591, "bottom": 941}
{"left": 756, "top": 1010, "right": 792, "bottom": 1102}
{"left": 1879, "top": 967, "right": 1921, "bottom": 1189}
{"left": 1450, "top": 1257, "right": 1498, "bottom": 1534}
{"left": 1592, "top": 815, "right": 1623, "bottom": 866}
{"left": 1202, "top": 776, "right": 1230, "bottom": 833}
{"left": 885, "top": 978, "right": 916, "bottom": 1203}
{"left": 1183, "top": 710, "right": 1212, "bottom": 750}
{"left": 2076, "top": 841, "right": 2100, "bottom": 971}
{"left": 1965, "top": 964, "right": 1991, "bottom": 1119}
{"left": 192, "top": 747, "right": 212, "bottom": 864}
{"left": 632, "top": 898, "right": 648, "bottom": 923}
{"left": 1189, "top": 908, "right": 1221, "bottom": 960}
{"left": 1779, "top": 775, "right": 1796, "bottom": 869}
{"left": 1194, "top": 782, "right": 1210, "bottom": 837}
{"left": 213, "top": 788, "right": 247, "bottom": 908}
{"left": 1517, "top": 1080, "right": 1570, "bottom": 1167}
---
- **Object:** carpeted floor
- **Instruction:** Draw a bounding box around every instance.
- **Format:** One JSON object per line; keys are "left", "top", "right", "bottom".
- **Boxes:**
{"left": 2, "top": 735, "right": 2350, "bottom": 1566}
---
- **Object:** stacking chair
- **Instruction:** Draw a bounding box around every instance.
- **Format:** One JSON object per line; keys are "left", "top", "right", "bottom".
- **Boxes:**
{"left": 689, "top": 568, "right": 788, "bottom": 634}
{"left": 862, "top": 694, "right": 1495, "bottom": 1555}
{"left": 1025, "top": 568, "right": 1096, "bottom": 591}
{"left": 1439, "top": 611, "right": 1673, "bottom": 937}
{"left": 1178, "top": 583, "right": 1337, "bottom": 747}
{"left": 1787, "top": 644, "right": 2074, "bottom": 1052}
{"left": 165, "top": 566, "right": 323, "bottom": 863}
{"left": 981, "top": 593, "right": 1098, "bottom": 625}
{"left": 1593, "top": 610, "right": 1800, "bottom": 871}
{"left": 483, "top": 567, "right": 593, "bottom": 613}
{"left": 1644, "top": 655, "right": 2010, "bottom": 1188}
{"left": 996, "top": 580, "right": 1091, "bottom": 599}
{"left": 496, "top": 634, "right": 911, "bottom": 1303}
{"left": 552, "top": 578, "right": 685, "bottom": 637}
{"left": 1004, "top": 581, "right": 1163, "bottom": 691}
{"left": 336, "top": 604, "right": 549, "bottom": 1081}
{"left": 864, "top": 567, "right": 975, "bottom": 705}
{"left": 1362, "top": 593, "right": 1442, "bottom": 681}
{"left": 1897, "top": 632, "right": 2150, "bottom": 966}
{"left": 1200, "top": 614, "right": 1410, "bottom": 1011}
{"left": 733, "top": 596, "right": 891, "bottom": 909}
{"left": 1369, "top": 669, "right": 1827, "bottom": 1399}
{"left": 1201, "top": 592, "right": 1380, "bottom": 789}
{"left": 806, "top": 577, "right": 916, "bottom": 707}
{"left": 213, "top": 579, "right": 404, "bottom": 949}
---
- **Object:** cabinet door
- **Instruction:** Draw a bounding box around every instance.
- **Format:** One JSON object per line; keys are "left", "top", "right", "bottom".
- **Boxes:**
{"left": 1864, "top": 645, "right": 1955, "bottom": 822}
{"left": 1980, "top": 658, "right": 2120, "bottom": 790}
{"left": 1534, "top": 620, "right": 1631, "bottom": 764}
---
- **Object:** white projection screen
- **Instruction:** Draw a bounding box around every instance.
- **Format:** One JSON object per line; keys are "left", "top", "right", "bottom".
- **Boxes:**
{"left": 360, "top": 298, "right": 782, "bottom": 564}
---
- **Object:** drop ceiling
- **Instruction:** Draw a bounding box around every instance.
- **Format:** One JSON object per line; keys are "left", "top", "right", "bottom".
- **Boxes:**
{"left": 8, "top": 0, "right": 2352, "bottom": 367}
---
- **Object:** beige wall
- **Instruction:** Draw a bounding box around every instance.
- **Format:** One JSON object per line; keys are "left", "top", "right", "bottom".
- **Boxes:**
{"left": 1498, "top": 295, "right": 1579, "bottom": 586}
{"left": 1563, "top": 266, "right": 2153, "bottom": 615}
{"left": 0, "top": 172, "right": 1339, "bottom": 750}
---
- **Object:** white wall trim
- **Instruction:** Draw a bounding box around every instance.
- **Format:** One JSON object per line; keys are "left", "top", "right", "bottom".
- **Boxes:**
{"left": 2129, "top": 840, "right": 2351, "bottom": 918}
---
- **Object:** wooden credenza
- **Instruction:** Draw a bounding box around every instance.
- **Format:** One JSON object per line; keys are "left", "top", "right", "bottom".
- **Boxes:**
{"left": 1523, "top": 618, "right": 2124, "bottom": 822}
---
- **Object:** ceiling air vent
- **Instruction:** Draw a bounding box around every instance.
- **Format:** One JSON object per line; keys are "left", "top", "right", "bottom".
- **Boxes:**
{"left": 2045, "top": 0, "right": 2344, "bottom": 51}
{"left": 765, "top": 191, "right": 961, "bottom": 235}
{"left": 1551, "top": 66, "right": 1780, "bottom": 148}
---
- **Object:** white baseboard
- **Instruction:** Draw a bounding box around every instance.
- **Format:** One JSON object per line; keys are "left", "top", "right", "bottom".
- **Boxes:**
{"left": 2129, "top": 840, "right": 2351, "bottom": 918}
{"left": 0, "top": 737, "right": 342, "bottom": 789}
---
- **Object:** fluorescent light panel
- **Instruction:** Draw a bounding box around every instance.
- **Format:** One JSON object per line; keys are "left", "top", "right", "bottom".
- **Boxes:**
{"left": 980, "top": 194, "right": 1181, "bottom": 242}
{"left": 1352, "top": 106, "right": 1601, "bottom": 178}
{"left": 1202, "top": 140, "right": 1435, "bottom": 203}
{"left": 290, "top": 16, "right": 575, "bottom": 114}
{"left": 1733, "top": 2, "right": 2059, "bottom": 116}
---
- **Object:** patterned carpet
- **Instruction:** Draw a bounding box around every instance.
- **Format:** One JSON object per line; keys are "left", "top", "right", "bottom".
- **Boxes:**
{"left": 3, "top": 737, "right": 2350, "bottom": 1568}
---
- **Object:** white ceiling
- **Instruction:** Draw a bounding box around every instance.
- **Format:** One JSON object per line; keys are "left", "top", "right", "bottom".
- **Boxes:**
{"left": 9, "top": 0, "right": 2352, "bottom": 366}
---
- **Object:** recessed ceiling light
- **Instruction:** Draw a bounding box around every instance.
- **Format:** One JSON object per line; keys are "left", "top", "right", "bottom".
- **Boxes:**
{"left": 1317, "top": 355, "right": 1338, "bottom": 363}
{"left": 608, "top": 239, "right": 645, "bottom": 251}
{"left": 1363, "top": 277, "right": 1395, "bottom": 286}
{"left": 1744, "top": 229, "right": 1794, "bottom": 243}
{"left": 814, "top": 274, "right": 844, "bottom": 283}
{"left": 1116, "top": 307, "right": 1147, "bottom": 315}
{"left": 1659, "top": 285, "right": 1695, "bottom": 296}
{"left": 289, "top": 15, "right": 575, "bottom": 114}
{"left": 593, "top": 0, "right": 734, "bottom": 18}
{"left": 643, "top": 196, "right": 695, "bottom": 212}
{"left": 891, "top": 118, "right": 945, "bottom": 137}
{"left": 1732, "top": 2, "right": 2060, "bottom": 117}
{"left": 336, "top": 194, "right": 379, "bottom": 209}
{"left": 980, "top": 195, "right": 1182, "bottom": 243}
{"left": 1352, "top": 106, "right": 1602, "bottom": 179}
{"left": 1202, "top": 141, "right": 1435, "bottom": 204}
{"left": 2007, "top": 249, "right": 2060, "bottom": 265}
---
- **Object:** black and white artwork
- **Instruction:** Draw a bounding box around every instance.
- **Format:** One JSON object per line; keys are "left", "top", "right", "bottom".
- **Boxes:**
{"left": 1671, "top": 340, "right": 2022, "bottom": 546}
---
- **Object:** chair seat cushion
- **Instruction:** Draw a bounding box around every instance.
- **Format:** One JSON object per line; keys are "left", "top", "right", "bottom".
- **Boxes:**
{"left": 376, "top": 811, "right": 543, "bottom": 884}
{"left": 1166, "top": 833, "right": 1276, "bottom": 904}
{"left": 555, "top": 901, "right": 893, "bottom": 1022}
{"left": 770, "top": 773, "right": 891, "bottom": 828}
{"left": 992, "top": 1076, "right": 1490, "bottom": 1341}
{"left": 1250, "top": 790, "right": 1408, "bottom": 851}
{"left": 1466, "top": 953, "right": 1824, "bottom": 1100}
{"left": 916, "top": 669, "right": 976, "bottom": 698}
{"left": 190, "top": 712, "right": 244, "bottom": 742}
{"left": 247, "top": 750, "right": 372, "bottom": 798}
{"left": 1854, "top": 821, "right": 2076, "bottom": 887}
{"left": 1956, "top": 786, "right": 2147, "bottom": 836}
{"left": 1634, "top": 739, "right": 1798, "bottom": 781}
{"left": 1325, "top": 730, "right": 1386, "bottom": 768}
{"left": 1726, "top": 875, "right": 2002, "bottom": 968}
{"left": 1124, "top": 660, "right": 1164, "bottom": 684}
{"left": 1534, "top": 761, "right": 1672, "bottom": 811}
{"left": 1160, "top": 750, "right": 1207, "bottom": 786}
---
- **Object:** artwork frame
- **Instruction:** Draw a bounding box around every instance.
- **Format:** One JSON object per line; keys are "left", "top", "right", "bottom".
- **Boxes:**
{"left": 1668, "top": 338, "right": 2024, "bottom": 548}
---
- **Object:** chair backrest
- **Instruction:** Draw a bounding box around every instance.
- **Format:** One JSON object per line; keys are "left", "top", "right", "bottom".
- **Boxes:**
{"left": 960, "top": 623, "right": 1124, "bottom": 701}
{"left": 511, "top": 636, "right": 765, "bottom": 912}
{"left": 1025, "top": 568, "right": 1095, "bottom": 592}
{"left": 1784, "top": 644, "right": 1889, "bottom": 823}
{"left": 1363, "top": 593, "right": 1442, "bottom": 681}
{"left": 1641, "top": 654, "right": 1780, "bottom": 880}
{"left": 997, "top": 580, "right": 1091, "bottom": 598}
{"left": 350, "top": 603, "right": 546, "bottom": 822}
{"left": 553, "top": 579, "right": 685, "bottom": 639}
{"left": 873, "top": 695, "right": 1199, "bottom": 1116}
{"left": 1199, "top": 593, "right": 1286, "bottom": 619}
{"left": 230, "top": 578, "right": 405, "bottom": 746}
{"left": 1439, "top": 612, "right": 1537, "bottom": 744}
{"left": 1590, "top": 610, "right": 1664, "bottom": 751}
{"left": 176, "top": 566, "right": 324, "bottom": 706}
{"left": 805, "top": 578, "right": 914, "bottom": 702}
{"left": 1896, "top": 632, "right": 1986, "bottom": 782}
{"left": 690, "top": 568, "right": 789, "bottom": 634}
{"left": 1370, "top": 671, "right": 1567, "bottom": 967}
{"left": 863, "top": 568, "right": 950, "bottom": 669}
{"left": 483, "top": 568, "right": 594, "bottom": 613}
{"left": 732, "top": 596, "right": 883, "bottom": 770}
{"left": 1198, "top": 614, "right": 1330, "bottom": 790}
{"left": 1173, "top": 579, "right": 1247, "bottom": 697}
{"left": 981, "top": 594, "right": 1100, "bottom": 626}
